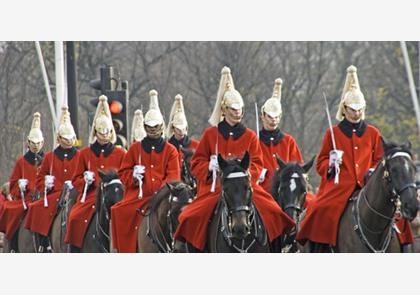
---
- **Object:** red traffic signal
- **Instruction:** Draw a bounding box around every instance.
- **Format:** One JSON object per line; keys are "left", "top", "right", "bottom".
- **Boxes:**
{"left": 110, "top": 100, "right": 123, "bottom": 114}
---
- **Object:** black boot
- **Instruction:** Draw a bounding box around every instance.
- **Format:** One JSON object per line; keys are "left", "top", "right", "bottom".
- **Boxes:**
{"left": 38, "top": 235, "right": 52, "bottom": 253}
{"left": 309, "top": 241, "right": 332, "bottom": 253}
{"left": 9, "top": 231, "right": 19, "bottom": 253}
{"left": 70, "top": 245, "right": 82, "bottom": 253}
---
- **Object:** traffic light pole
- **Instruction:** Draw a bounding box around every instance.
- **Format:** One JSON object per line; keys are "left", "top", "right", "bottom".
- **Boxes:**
{"left": 66, "top": 41, "right": 79, "bottom": 138}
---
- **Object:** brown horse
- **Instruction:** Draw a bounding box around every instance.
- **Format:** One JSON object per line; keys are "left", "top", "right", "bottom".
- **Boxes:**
{"left": 50, "top": 186, "right": 78, "bottom": 252}
{"left": 335, "top": 141, "right": 418, "bottom": 252}
{"left": 137, "top": 181, "right": 195, "bottom": 252}
{"left": 271, "top": 156, "right": 315, "bottom": 252}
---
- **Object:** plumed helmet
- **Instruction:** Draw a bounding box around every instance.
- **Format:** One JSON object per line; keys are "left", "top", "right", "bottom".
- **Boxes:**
{"left": 27, "top": 112, "right": 44, "bottom": 143}
{"left": 261, "top": 78, "right": 283, "bottom": 118}
{"left": 144, "top": 89, "right": 165, "bottom": 127}
{"left": 57, "top": 105, "right": 76, "bottom": 142}
{"left": 208, "top": 66, "right": 244, "bottom": 126}
{"left": 89, "top": 95, "right": 116, "bottom": 144}
{"left": 131, "top": 109, "right": 146, "bottom": 143}
{"left": 166, "top": 94, "right": 188, "bottom": 137}
{"left": 336, "top": 65, "right": 366, "bottom": 121}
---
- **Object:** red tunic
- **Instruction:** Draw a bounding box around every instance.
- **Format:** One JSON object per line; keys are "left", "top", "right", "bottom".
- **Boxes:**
{"left": 64, "top": 142, "right": 125, "bottom": 247}
{"left": 259, "top": 130, "right": 303, "bottom": 193}
{"left": 297, "top": 120, "right": 413, "bottom": 246}
{"left": 168, "top": 136, "right": 200, "bottom": 168}
{"left": 0, "top": 151, "right": 43, "bottom": 240}
{"left": 111, "top": 137, "right": 180, "bottom": 252}
{"left": 174, "top": 121, "right": 295, "bottom": 251}
{"left": 24, "top": 147, "right": 80, "bottom": 236}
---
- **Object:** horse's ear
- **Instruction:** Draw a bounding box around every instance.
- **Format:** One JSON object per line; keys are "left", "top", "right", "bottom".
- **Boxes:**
{"left": 302, "top": 155, "right": 316, "bottom": 173}
{"left": 166, "top": 182, "right": 174, "bottom": 192}
{"left": 218, "top": 154, "right": 227, "bottom": 171}
{"left": 403, "top": 141, "right": 412, "bottom": 151}
{"left": 381, "top": 137, "right": 389, "bottom": 152}
{"left": 98, "top": 169, "right": 105, "bottom": 180}
{"left": 240, "top": 151, "right": 250, "bottom": 170}
{"left": 276, "top": 155, "right": 287, "bottom": 170}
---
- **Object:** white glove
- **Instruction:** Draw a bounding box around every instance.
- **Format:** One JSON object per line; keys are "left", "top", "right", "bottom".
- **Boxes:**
{"left": 329, "top": 150, "right": 343, "bottom": 168}
{"left": 133, "top": 165, "right": 146, "bottom": 180}
{"left": 208, "top": 155, "right": 219, "bottom": 172}
{"left": 83, "top": 171, "right": 95, "bottom": 185}
{"left": 258, "top": 168, "right": 268, "bottom": 184}
{"left": 64, "top": 180, "right": 74, "bottom": 190}
{"left": 18, "top": 178, "right": 29, "bottom": 192}
{"left": 44, "top": 175, "right": 55, "bottom": 190}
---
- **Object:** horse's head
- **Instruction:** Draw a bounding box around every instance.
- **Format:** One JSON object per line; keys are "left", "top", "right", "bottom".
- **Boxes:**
{"left": 382, "top": 140, "right": 418, "bottom": 221}
{"left": 218, "top": 151, "right": 252, "bottom": 240}
{"left": 273, "top": 155, "right": 316, "bottom": 222}
{"left": 166, "top": 181, "right": 195, "bottom": 228}
{"left": 180, "top": 147, "right": 197, "bottom": 191}
{"left": 97, "top": 169, "right": 124, "bottom": 213}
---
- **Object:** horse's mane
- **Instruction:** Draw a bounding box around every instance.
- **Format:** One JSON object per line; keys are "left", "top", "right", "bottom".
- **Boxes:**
{"left": 220, "top": 158, "right": 246, "bottom": 179}
{"left": 148, "top": 182, "right": 172, "bottom": 212}
{"left": 383, "top": 141, "right": 412, "bottom": 158}
{"left": 270, "top": 161, "right": 302, "bottom": 197}
{"left": 95, "top": 169, "right": 120, "bottom": 210}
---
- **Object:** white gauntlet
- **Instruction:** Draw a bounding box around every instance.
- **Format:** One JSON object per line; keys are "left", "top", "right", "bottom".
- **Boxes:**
{"left": 329, "top": 150, "right": 343, "bottom": 168}
{"left": 208, "top": 155, "right": 219, "bottom": 172}
{"left": 133, "top": 165, "right": 146, "bottom": 180}
{"left": 44, "top": 175, "right": 55, "bottom": 190}
{"left": 83, "top": 171, "right": 95, "bottom": 185}
{"left": 18, "top": 179, "right": 29, "bottom": 192}
{"left": 64, "top": 180, "right": 74, "bottom": 190}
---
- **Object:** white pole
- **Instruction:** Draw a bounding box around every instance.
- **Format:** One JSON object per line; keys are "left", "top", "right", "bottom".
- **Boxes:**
{"left": 34, "top": 42, "right": 57, "bottom": 130}
{"left": 55, "top": 41, "right": 67, "bottom": 123}
{"left": 400, "top": 41, "right": 420, "bottom": 136}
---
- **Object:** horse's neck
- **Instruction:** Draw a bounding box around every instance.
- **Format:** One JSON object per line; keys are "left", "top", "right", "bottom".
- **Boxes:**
{"left": 360, "top": 164, "right": 395, "bottom": 233}
{"left": 156, "top": 199, "right": 171, "bottom": 235}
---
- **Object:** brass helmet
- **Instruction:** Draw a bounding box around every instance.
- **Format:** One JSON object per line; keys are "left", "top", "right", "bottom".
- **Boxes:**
{"left": 89, "top": 95, "right": 116, "bottom": 144}
{"left": 261, "top": 78, "right": 283, "bottom": 118}
{"left": 27, "top": 112, "right": 44, "bottom": 143}
{"left": 336, "top": 65, "right": 366, "bottom": 121}
{"left": 208, "top": 66, "right": 244, "bottom": 126}
{"left": 166, "top": 94, "right": 188, "bottom": 137}
{"left": 57, "top": 105, "right": 76, "bottom": 143}
{"left": 144, "top": 89, "right": 165, "bottom": 127}
{"left": 131, "top": 109, "right": 146, "bottom": 143}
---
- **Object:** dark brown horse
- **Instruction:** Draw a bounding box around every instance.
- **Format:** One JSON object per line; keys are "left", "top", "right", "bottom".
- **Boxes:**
{"left": 137, "top": 181, "right": 195, "bottom": 252}
{"left": 335, "top": 141, "right": 419, "bottom": 252}
{"left": 80, "top": 170, "right": 124, "bottom": 252}
{"left": 271, "top": 156, "right": 315, "bottom": 252}
{"left": 180, "top": 147, "right": 197, "bottom": 192}
{"left": 207, "top": 152, "right": 269, "bottom": 253}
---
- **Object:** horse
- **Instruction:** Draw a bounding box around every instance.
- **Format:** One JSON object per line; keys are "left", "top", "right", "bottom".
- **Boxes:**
{"left": 271, "top": 156, "right": 315, "bottom": 252}
{"left": 50, "top": 185, "right": 78, "bottom": 252}
{"left": 207, "top": 152, "right": 270, "bottom": 253}
{"left": 137, "top": 181, "right": 195, "bottom": 252}
{"left": 79, "top": 170, "right": 124, "bottom": 252}
{"left": 180, "top": 147, "right": 197, "bottom": 192}
{"left": 335, "top": 141, "right": 419, "bottom": 252}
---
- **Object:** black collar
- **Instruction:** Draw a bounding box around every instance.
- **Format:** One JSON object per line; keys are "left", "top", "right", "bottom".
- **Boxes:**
{"left": 141, "top": 136, "right": 166, "bottom": 153}
{"left": 338, "top": 118, "right": 367, "bottom": 138}
{"left": 168, "top": 135, "right": 192, "bottom": 150}
{"left": 259, "top": 128, "right": 285, "bottom": 146}
{"left": 24, "top": 150, "right": 44, "bottom": 166}
{"left": 218, "top": 120, "right": 246, "bottom": 140}
{"left": 90, "top": 141, "right": 115, "bottom": 157}
{"left": 54, "top": 145, "right": 77, "bottom": 161}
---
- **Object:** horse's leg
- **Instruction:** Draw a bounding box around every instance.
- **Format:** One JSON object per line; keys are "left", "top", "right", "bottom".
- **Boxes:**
{"left": 138, "top": 218, "right": 159, "bottom": 253}
{"left": 17, "top": 216, "right": 37, "bottom": 253}
{"left": 81, "top": 219, "right": 99, "bottom": 253}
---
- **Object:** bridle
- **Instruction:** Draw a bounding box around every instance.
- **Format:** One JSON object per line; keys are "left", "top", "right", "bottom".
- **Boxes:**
{"left": 93, "top": 178, "right": 123, "bottom": 253}
{"left": 147, "top": 184, "right": 193, "bottom": 253}
{"left": 219, "top": 170, "right": 259, "bottom": 253}
{"left": 353, "top": 151, "right": 416, "bottom": 253}
{"left": 277, "top": 171, "right": 308, "bottom": 252}
{"left": 181, "top": 158, "right": 197, "bottom": 189}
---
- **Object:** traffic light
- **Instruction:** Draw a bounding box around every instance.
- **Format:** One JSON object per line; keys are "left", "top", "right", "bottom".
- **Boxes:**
{"left": 89, "top": 65, "right": 130, "bottom": 149}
